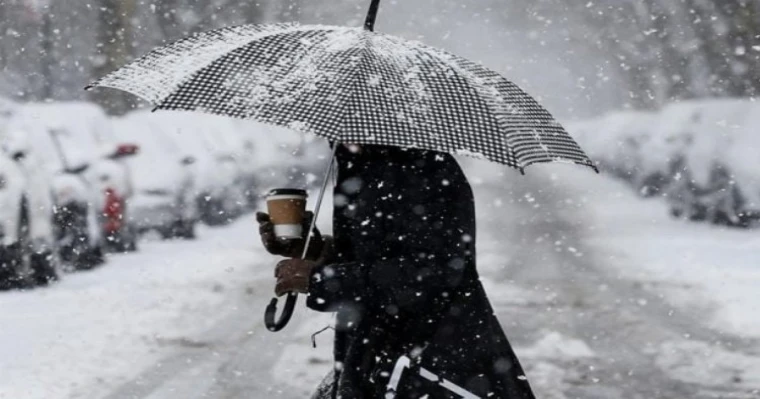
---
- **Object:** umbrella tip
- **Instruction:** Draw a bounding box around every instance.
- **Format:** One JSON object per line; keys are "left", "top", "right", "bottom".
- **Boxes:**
{"left": 83, "top": 84, "right": 93, "bottom": 91}
{"left": 364, "top": 0, "right": 381, "bottom": 31}
{"left": 519, "top": 167, "right": 526, "bottom": 176}
{"left": 592, "top": 164, "right": 600, "bottom": 174}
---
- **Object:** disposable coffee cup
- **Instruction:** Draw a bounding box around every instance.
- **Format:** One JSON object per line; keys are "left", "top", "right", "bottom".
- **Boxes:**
{"left": 266, "top": 188, "right": 308, "bottom": 239}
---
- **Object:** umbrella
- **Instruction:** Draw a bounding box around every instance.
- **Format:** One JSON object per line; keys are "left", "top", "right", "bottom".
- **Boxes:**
{"left": 87, "top": 0, "right": 597, "bottom": 332}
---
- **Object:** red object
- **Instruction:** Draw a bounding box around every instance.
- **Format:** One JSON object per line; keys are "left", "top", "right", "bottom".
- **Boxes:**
{"left": 113, "top": 143, "right": 140, "bottom": 158}
{"left": 103, "top": 188, "right": 124, "bottom": 233}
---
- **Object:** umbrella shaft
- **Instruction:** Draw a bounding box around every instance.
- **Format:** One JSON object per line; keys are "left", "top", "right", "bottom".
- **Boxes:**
{"left": 301, "top": 143, "right": 339, "bottom": 259}
{"left": 364, "top": 0, "right": 382, "bottom": 31}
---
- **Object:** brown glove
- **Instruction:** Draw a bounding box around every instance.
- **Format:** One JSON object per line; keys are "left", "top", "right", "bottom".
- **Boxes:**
{"left": 256, "top": 211, "right": 325, "bottom": 260}
{"left": 274, "top": 258, "right": 316, "bottom": 296}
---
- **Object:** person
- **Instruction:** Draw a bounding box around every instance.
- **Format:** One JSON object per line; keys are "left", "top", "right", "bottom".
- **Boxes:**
{"left": 257, "top": 144, "right": 535, "bottom": 398}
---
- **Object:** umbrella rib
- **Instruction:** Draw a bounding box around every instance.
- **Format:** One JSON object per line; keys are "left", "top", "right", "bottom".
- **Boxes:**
{"left": 333, "top": 34, "right": 374, "bottom": 142}
{"left": 432, "top": 50, "right": 523, "bottom": 168}
{"left": 404, "top": 48, "right": 516, "bottom": 162}
{"left": 439, "top": 54, "right": 593, "bottom": 171}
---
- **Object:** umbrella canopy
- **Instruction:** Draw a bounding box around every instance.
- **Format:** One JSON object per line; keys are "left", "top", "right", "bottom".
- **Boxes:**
{"left": 88, "top": 24, "right": 596, "bottom": 174}
{"left": 88, "top": 0, "right": 599, "bottom": 333}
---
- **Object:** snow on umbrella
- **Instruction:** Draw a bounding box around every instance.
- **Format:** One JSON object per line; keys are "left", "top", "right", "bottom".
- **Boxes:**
{"left": 87, "top": 0, "right": 597, "bottom": 332}
{"left": 87, "top": 10, "right": 595, "bottom": 174}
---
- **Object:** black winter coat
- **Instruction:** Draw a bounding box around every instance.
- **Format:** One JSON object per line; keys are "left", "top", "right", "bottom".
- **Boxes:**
{"left": 306, "top": 145, "right": 535, "bottom": 399}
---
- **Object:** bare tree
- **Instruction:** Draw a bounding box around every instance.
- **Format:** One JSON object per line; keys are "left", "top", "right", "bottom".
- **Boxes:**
{"left": 687, "top": 0, "right": 760, "bottom": 97}
{"left": 2, "top": 0, "right": 759, "bottom": 108}
{"left": 155, "top": 0, "right": 184, "bottom": 42}
{"left": 90, "top": 0, "right": 137, "bottom": 114}
{"left": 561, "top": 0, "right": 760, "bottom": 107}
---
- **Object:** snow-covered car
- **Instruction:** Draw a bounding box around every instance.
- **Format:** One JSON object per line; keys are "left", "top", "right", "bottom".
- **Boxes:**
{"left": 236, "top": 121, "right": 329, "bottom": 194}
{"left": 677, "top": 99, "right": 753, "bottom": 226}
{"left": 141, "top": 111, "right": 246, "bottom": 226}
{"left": 11, "top": 103, "right": 138, "bottom": 252}
{"left": 0, "top": 150, "right": 59, "bottom": 288}
{"left": 208, "top": 118, "right": 260, "bottom": 210}
{"left": 54, "top": 103, "right": 139, "bottom": 251}
{"left": 114, "top": 115, "right": 198, "bottom": 239}
{"left": 5, "top": 105, "right": 109, "bottom": 268}
{"left": 634, "top": 102, "right": 701, "bottom": 199}
{"left": 576, "top": 111, "right": 660, "bottom": 195}
{"left": 188, "top": 114, "right": 252, "bottom": 223}
{"left": 651, "top": 100, "right": 750, "bottom": 226}
{"left": 730, "top": 102, "right": 760, "bottom": 227}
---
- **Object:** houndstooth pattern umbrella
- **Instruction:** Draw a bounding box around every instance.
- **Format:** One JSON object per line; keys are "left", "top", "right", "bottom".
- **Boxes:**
{"left": 88, "top": 24, "right": 596, "bottom": 174}
{"left": 89, "top": 0, "right": 598, "bottom": 336}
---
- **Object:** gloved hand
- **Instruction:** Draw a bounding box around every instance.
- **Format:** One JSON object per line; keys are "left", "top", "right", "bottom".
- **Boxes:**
{"left": 256, "top": 211, "right": 325, "bottom": 260}
{"left": 274, "top": 258, "right": 317, "bottom": 296}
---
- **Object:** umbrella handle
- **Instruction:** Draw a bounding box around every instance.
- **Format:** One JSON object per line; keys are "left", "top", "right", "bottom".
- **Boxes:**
{"left": 265, "top": 293, "right": 298, "bottom": 332}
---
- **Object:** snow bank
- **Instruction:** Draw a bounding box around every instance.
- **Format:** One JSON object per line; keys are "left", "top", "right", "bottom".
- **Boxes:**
{"left": 568, "top": 98, "right": 760, "bottom": 228}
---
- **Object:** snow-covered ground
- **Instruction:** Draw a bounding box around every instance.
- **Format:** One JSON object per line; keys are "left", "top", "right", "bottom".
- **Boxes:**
{"left": 0, "top": 221, "right": 267, "bottom": 399}
{"left": 475, "top": 163, "right": 760, "bottom": 398}
{"left": 1, "top": 162, "right": 758, "bottom": 399}
{"left": 563, "top": 167, "right": 760, "bottom": 338}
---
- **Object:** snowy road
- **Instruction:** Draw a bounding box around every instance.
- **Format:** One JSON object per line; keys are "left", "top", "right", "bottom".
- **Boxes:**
{"left": 2, "top": 167, "right": 759, "bottom": 399}
{"left": 476, "top": 167, "right": 760, "bottom": 399}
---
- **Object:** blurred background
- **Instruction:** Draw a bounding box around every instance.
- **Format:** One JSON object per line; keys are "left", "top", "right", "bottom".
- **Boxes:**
{"left": 2, "top": 0, "right": 759, "bottom": 115}
{"left": 0, "top": 1, "right": 759, "bottom": 398}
